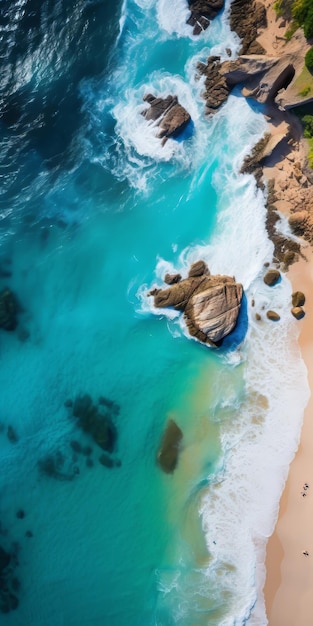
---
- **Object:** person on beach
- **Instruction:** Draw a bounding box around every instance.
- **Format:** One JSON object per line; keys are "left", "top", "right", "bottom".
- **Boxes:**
{"left": 302, "top": 551, "right": 309, "bottom": 557}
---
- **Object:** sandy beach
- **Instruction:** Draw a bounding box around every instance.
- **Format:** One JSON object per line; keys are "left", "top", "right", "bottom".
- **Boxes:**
{"left": 252, "top": 2, "right": 313, "bottom": 624}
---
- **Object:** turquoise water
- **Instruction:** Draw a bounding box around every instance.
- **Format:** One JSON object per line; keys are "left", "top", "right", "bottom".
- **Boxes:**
{"left": 0, "top": 1, "right": 309, "bottom": 625}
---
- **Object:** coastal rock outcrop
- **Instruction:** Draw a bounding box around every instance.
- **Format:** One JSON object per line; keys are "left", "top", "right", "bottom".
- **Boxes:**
{"left": 292, "top": 291, "right": 305, "bottom": 307}
{"left": 229, "top": 0, "right": 267, "bottom": 55}
{"left": 220, "top": 55, "right": 296, "bottom": 105}
{"left": 157, "top": 419, "right": 183, "bottom": 473}
{"left": 266, "top": 310, "right": 280, "bottom": 321}
{"left": 142, "top": 94, "right": 191, "bottom": 145}
{"left": 187, "top": 0, "right": 224, "bottom": 35}
{"left": 149, "top": 260, "right": 243, "bottom": 347}
{"left": 291, "top": 306, "right": 305, "bottom": 320}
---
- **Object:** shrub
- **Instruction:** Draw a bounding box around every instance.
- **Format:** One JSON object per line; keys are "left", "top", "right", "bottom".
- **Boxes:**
{"left": 292, "top": 0, "right": 313, "bottom": 39}
{"left": 299, "top": 85, "right": 311, "bottom": 96}
{"left": 305, "top": 48, "right": 313, "bottom": 72}
{"left": 303, "top": 115, "right": 313, "bottom": 138}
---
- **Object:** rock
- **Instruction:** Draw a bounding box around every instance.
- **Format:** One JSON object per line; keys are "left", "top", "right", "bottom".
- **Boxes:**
{"left": 291, "top": 306, "right": 305, "bottom": 320}
{"left": 150, "top": 260, "right": 243, "bottom": 346}
{"left": 221, "top": 55, "right": 296, "bottom": 105}
{"left": 64, "top": 399, "right": 73, "bottom": 408}
{"left": 7, "top": 426, "right": 18, "bottom": 444}
{"left": 186, "top": 0, "right": 224, "bottom": 34}
{"left": 164, "top": 273, "right": 182, "bottom": 285}
{"left": 288, "top": 211, "right": 307, "bottom": 235}
{"left": 197, "top": 56, "right": 231, "bottom": 114}
{"left": 230, "top": 0, "right": 267, "bottom": 55}
{"left": 188, "top": 260, "right": 210, "bottom": 277}
{"left": 142, "top": 94, "right": 191, "bottom": 144}
{"left": 266, "top": 310, "right": 280, "bottom": 321}
{"left": 157, "top": 419, "right": 183, "bottom": 473}
{"left": 72, "top": 394, "right": 117, "bottom": 452}
{"left": 263, "top": 269, "right": 281, "bottom": 286}
{"left": 70, "top": 440, "right": 82, "bottom": 454}
{"left": 99, "top": 453, "right": 115, "bottom": 468}
{"left": 0, "top": 288, "right": 19, "bottom": 331}
{"left": 0, "top": 546, "right": 10, "bottom": 573}
{"left": 292, "top": 291, "right": 305, "bottom": 307}
{"left": 16, "top": 510, "right": 25, "bottom": 520}
{"left": 255, "top": 313, "right": 261, "bottom": 321}
{"left": 25, "top": 530, "right": 33, "bottom": 538}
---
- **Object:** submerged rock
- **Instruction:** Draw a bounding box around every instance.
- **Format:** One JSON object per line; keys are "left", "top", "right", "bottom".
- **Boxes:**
{"left": 157, "top": 419, "right": 183, "bottom": 474}
{"left": 149, "top": 260, "right": 243, "bottom": 347}
{"left": 71, "top": 394, "right": 118, "bottom": 453}
{"left": 142, "top": 94, "right": 191, "bottom": 145}
{"left": 0, "top": 288, "right": 19, "bottom": 331}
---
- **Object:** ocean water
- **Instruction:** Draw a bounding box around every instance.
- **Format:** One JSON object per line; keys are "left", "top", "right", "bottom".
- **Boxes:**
{"left": 0, "top": 1, "right": 309, "bottom": 625}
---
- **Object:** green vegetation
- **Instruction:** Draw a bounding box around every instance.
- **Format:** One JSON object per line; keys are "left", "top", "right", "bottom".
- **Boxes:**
{"left": 303, "top": 114, "right": 313, "bottom": 137}
{"left": 294, "top": 107, "right": 313, "bottom": 169}
{"left": 292, "top": 0, "right": 313, "bottom": 39}
{"left": 305, "top": 48, "right": 313, "bottom": 72}
{"left": 274, "top": 0, "right": 313, "bottom": 40}
{"left": 299, "top": 86, "right": 311, "bottom": 96}
{"left": 293, "top": 65, "right": 313, "bottom": 96}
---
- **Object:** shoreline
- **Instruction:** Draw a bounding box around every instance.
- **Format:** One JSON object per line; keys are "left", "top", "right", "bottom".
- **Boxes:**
{"left": 249, "top": 1, "right": 313, "bottom": 623}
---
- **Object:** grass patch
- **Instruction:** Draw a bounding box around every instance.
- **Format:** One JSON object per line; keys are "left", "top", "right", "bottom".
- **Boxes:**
{"left": 299, "top": 86, "right": 311, "bottom": 96}
{"left": 293, "top": 65, "right": 313, "bottom": 95}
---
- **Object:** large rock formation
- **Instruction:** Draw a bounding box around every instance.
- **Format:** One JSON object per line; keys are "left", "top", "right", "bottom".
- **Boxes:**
{"left": 197, "top": 57, "right": 232, "bottom": 115}
{"left": 187, "top": 0, "right": 224, "bottom": 35}
{"left": 149, "top": 260, "right": 243, "bottom": 347}
{"left": 229, "top": 0, "right": 267, "bottom": 55}
{"left": 142, "top": 94, "right": 191, "bottom": 145}
{"left": 197, "top": 54, "right": 296, "bottom": 115}
{"left": 221, "top": 55, "right": 296, "bottom": 105}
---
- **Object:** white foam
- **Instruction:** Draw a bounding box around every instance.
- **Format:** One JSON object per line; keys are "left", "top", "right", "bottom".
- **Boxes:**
{"left": 141, "top": 92, "right": 309, "bottom": 623}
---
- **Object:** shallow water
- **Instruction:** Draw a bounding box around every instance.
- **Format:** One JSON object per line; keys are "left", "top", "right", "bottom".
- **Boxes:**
{"left": 0, "top": 1, "right": 309, "bottom": 625}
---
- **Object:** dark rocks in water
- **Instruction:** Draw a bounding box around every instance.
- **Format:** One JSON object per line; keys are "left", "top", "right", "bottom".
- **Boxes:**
{"left": 0, "top": 592, "right": 19, "bottom": 614}
{"left": 255, "top": 313, "right": 262, "bottom": 321}
{"left": 99, "top": 453, "right": 115, "bottom": 468}
{"left": 157, "top": 419, "right": 183, "bottom": 474}
{"left": 142, "top": 94, "right": 191, "bottom": 145}
{"left": 7, "top": 426, "right": 18, "bottom": 444}
{"left": 291, "top": 306, "right": 305, "bottom": 320}
{"left": 266, "top": 310, "right": 280, "bottom": 321}
{"left": 0, "top": 289, "right": 19, "bottom": 331}
{"left": 164, "top": 273, "right": 182, "bottom": 285}
{"left": 37, "top": 451, "right": 77, "bottom": 481}
{"left": 229, "top": 0, "right": 267, "bottom": 55}
{"left": 64, "top": 399, "right": 73, "bottom": 408}
{"left": 70, "top": 440, "right": 82, "bottom": 454}
{"left": 292, "top": 291, "right": 305, "bottom": 307}
{"left": 25, "top": 531, "right": 33, "bottom": 538}
{"left": 16, "top": 510, "right": 25, "bottom": 520}
{"left": 149, "top": 260, "right": 243, "bottom": 347}
{"left": 263, "top": 269, "right": 281, "bottom": 286}
{"left": 187, "top": 0, "right": 224, "bottom": 35}
{"left": 0, "top": 546, "right": 10, "bottom": 573}
{"left": 197, "top": 57, "right": 232, "bottom": 115}
{"left": 99, "top": 453, "right": 121, "bottom": 469}
{"left": 71, "top": 394, "right": 117, "bottom": 453}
